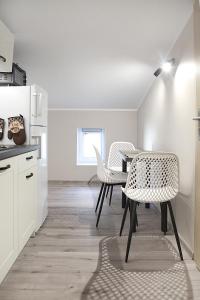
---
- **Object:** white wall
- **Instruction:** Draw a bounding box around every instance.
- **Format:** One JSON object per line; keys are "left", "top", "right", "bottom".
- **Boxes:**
{"left": 48, "top": 110, "right": 137, "bottom": 181}
{"left": 138, "top": 16, "right": 196, "bottom": 252}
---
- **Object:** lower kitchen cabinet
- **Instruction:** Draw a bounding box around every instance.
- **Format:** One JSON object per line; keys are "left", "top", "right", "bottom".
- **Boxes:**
{"left": 0, "top": 150, "right": 38, "bottom": 285}
{"left": 18, "top": 165, "right": 37, "bottom": 251}
{"left": 0, "top": 158, "right": 17, "bottom": 284}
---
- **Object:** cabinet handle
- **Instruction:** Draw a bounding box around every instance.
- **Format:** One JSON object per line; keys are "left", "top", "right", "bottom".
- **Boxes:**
{"left": 0, "top": 164, "right": 11, "bottom": 171}
{"left": 26, "top": 173, "right": 33, "bottom": 179}
{"left": 0, "top": 55, "right": 6, "bottom": 63}
{"left": 26, "top": 155, "right": 33, "bottom": 160}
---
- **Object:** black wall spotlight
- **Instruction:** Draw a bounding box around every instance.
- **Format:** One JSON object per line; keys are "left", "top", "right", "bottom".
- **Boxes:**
{"left": 154, "top": 58, "right": 176, "bottom": 77}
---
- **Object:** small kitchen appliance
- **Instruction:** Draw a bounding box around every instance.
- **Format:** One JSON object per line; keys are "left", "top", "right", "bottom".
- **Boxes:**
{"left": 0, "top": 63, "right": 26, "bottom": 86}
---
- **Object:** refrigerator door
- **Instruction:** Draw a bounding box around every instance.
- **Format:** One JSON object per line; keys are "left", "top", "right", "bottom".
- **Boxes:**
{"left": 0, "top": 86, "right": 31, "bottom": 144}
{"left": 31, "top": 85, "right": 48, "bottom": 127}
{"left": 30, "top": 126, "right": 48, "bottom": 230}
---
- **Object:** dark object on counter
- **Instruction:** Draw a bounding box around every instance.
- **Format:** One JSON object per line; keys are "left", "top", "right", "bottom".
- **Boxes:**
{"left": 8, "top": 114, "right": 26, "bottom": 145}
{"left": 0, "top": 63, "right": 26, "bottom": 86}
{"left": 0, "top": 118, "right": 5, "bottom": 140}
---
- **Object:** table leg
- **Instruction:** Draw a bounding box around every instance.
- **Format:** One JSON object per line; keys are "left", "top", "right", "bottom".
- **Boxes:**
{"left": 122, "top": 159, "right": 127, "bottom": 208}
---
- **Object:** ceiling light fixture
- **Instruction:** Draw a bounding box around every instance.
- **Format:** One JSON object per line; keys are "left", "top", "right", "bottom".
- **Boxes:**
{"left": 154, "top": 58, "right": 176, "bottom": 77}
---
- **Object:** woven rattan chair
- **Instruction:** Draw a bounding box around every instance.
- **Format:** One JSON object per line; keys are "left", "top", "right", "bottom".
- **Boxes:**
{"left": 94, "top": 146, "right": 127, "bottom": 227}
{"left": 106, "top": 142, "right": 135, "bottom": 205}
{"left": 120, "top": 152, "right": 183, "bottom": 262}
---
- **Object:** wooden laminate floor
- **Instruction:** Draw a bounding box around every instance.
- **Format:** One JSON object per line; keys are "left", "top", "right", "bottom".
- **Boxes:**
{"left": 0, "top": 182, "right": 200, "bottom": 299}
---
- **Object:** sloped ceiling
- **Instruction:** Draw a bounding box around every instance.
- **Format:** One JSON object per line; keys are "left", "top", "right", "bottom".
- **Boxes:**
{"left": 0, "top": 0, "right": 193, "bottom": 109}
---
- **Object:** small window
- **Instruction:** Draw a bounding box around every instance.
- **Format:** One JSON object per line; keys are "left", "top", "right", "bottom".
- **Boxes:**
{"left": 77, "top": 128, "right": 105, "bottom": 165}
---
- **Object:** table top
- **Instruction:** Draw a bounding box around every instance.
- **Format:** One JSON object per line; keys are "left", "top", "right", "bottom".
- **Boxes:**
{"left": 120, "top": 149, "right": 142, "bottom": 162}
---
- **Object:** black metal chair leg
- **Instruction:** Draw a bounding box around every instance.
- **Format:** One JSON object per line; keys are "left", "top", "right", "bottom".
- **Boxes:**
{"left": 96, "top": 184, "right": 107, "bottom": 228}
{"left": 136, "top": 203, "right": 140, "bottom": 227}
{"left": 129, "top": 201, "right": 137, "bottom": 233}
{"left": 109, "top": 185, "right": 113, "bottom": 206}
{"left": 167, "top": 201, "right": 183, "bottom": 260}
{"left": 132, "top": 212, "right": 137, "bottom": 233}
{"left": 160, "top": 203, "right": 164, "bottom": 232}
{"left": 160, "top": 202, "right": 168, "bottom": 234}
{"left": 125, "top": 201, "right": 137, "bottom": 263}
{"left": 120, "top": 198, "right": 129, "bottom": 236}
{"left": 120, "top": 198, "right": 137, "bottom": 235}
{"left": 95, "top": 183, "right": 104, "bottom": 213}
{"left": 106, "top": 185, "right": 110, "bottom": 198}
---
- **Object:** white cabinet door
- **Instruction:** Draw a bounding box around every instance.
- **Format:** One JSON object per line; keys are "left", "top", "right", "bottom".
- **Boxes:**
{"left": 0, "top": 158, "right": 17, "bottom": 284}
{"left": 0, "top": 20, "right": 14, "bottom": 72}
{"left": 18, "top": 166, "right": 37, "bottom": 251}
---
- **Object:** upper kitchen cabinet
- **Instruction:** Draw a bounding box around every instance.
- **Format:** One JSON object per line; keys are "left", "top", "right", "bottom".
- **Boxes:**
{"left": 0, "top": 20, "right": 14, "bottom": 72}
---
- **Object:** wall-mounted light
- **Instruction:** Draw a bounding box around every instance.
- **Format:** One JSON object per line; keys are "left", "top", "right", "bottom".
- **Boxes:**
{"left": 154, "top": 58, "right": 176, "bottom": 77}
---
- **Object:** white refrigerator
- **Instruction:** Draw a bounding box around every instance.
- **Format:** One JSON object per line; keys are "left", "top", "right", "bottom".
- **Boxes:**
{"left": 0, "top": 84, "right": 48, "bottom": 231}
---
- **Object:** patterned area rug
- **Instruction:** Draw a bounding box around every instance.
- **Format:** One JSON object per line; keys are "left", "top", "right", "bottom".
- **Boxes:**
{"left": 81, "top": 236, "right": 192, "bottom": 300}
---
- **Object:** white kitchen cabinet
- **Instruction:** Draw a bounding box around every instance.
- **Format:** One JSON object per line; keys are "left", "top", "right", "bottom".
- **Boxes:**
{"left": 0, "top": 20, "right": 14, "bottom": 72}
{"left": 18, "top": 165, "right": 37, "bottom": 251}
{"left": 0, "top": 158, "right": 17, "bottom": 284}
{"left": 0, "top": 150, "right": 38, "bottom": 285}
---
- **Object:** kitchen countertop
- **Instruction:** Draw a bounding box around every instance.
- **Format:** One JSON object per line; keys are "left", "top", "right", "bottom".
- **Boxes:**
{"left": 0, "top": 145, "right": 39, "bottom": 161}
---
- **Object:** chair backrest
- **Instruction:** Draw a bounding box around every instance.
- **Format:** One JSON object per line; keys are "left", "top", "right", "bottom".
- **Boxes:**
{"left": 107, "top": 142, "right": 135, "bottom": 170}
{"left": 125, "top": 152, "right": 179, "bottom": 202}
{"left": 93, "top": 146, "right": 107, "bottom": 182}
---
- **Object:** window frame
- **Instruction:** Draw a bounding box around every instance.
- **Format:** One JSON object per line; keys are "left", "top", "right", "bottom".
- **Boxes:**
{"left": 77, "top": 128, "right": 105, "bottom": 166}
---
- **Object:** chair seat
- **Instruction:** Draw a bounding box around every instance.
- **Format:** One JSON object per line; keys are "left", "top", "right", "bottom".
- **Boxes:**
{"left": 102, "top": 169, "right": 127, "bottom": 184}
{"left": 109, "top": 166, "right": 131, "bottom": 172}
{"left": 122, "top": 186, "right": 178, "bottom": 203}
